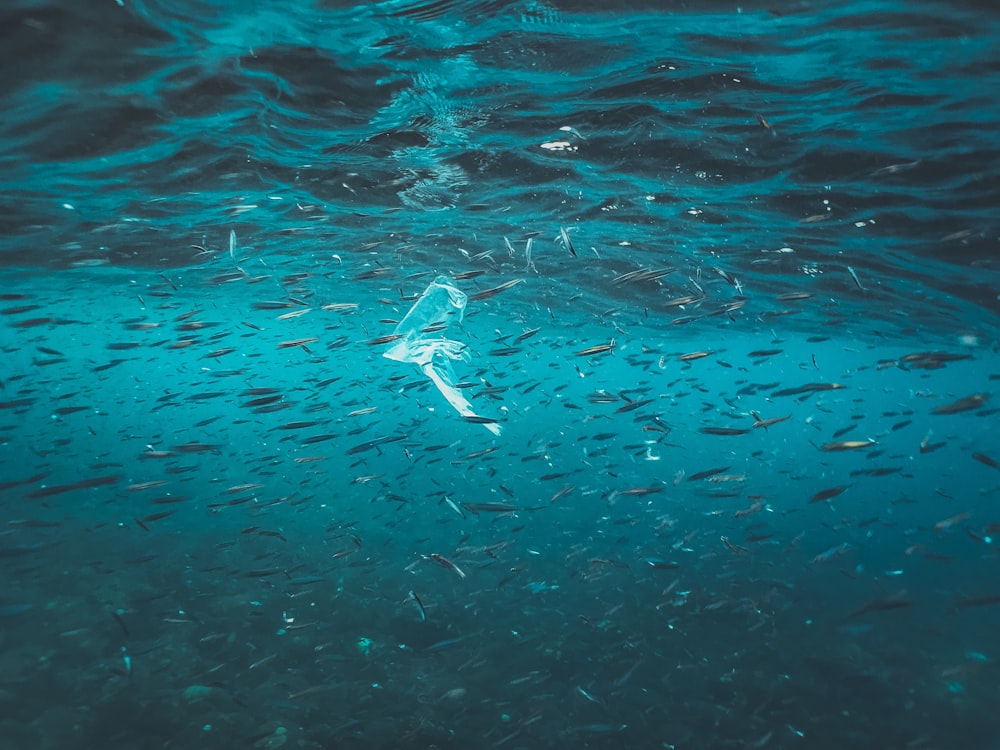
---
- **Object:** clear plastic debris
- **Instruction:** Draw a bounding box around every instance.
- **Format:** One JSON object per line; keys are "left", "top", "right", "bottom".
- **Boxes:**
{"left": 384, "top": 275, "right": 500, "bottom": 436}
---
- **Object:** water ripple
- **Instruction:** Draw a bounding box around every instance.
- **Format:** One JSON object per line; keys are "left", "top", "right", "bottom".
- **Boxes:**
{"left": 0, "top": 0, "right": 997, "bottom": 329}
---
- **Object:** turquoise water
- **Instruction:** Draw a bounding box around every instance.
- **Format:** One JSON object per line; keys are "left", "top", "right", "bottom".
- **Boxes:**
{"left": 1, "top": 1, "right": 998, "bottom": 748}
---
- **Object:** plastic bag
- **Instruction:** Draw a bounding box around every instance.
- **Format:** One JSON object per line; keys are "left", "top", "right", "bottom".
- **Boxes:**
{"left": 384, "top": 275, "right": 500, "bottom": 436}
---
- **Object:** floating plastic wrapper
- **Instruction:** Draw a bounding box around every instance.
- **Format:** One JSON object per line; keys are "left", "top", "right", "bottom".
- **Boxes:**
{"left": 383, "top": 275, "right": 500, "bottom": 436}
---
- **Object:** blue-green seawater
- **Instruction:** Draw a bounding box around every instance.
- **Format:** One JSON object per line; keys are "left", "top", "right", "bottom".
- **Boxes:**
{"left": 0, "top": 0, "right": 998, "bottom": 748}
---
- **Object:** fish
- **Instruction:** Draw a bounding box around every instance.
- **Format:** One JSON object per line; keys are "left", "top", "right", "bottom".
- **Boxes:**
{"left": 574, "top": 685, "right": 604, "bottom": 706}
{"left": 461, "top": 502, "right": 522, "bottom": 514}
{"left": 172, "top": 442, "right": 222, "bottom": 454}
{"left": 365, "top": 334, "right": 403, "bottom": 346}
{"left": 615, "top": 398, "right": 653, "bottom": 414}
{"left": 688, "top": 467, "right": 731, "bottom": 481}
{"left": 137, "top": 510, "right": 175, "bottom": 525}
{"left": 755, "top": 112, "right": 775, "bottom": 135}
{"left": 0, "top": 603, "right": 34, "bottom": 618}
{"left": 426, "top": 553, "right": 466, "bottom": 579}
{"left": 462, "top": 414, "right": 501, "bottom": 425}
{"left": 0, "top": 473, "right": 48, "bottom": 492}
{"left": 847, "top": 265, "right": 865, "bottom": 291}
{"left": 972, "top": 452, "right": 998, "bottom": 469}
{"left": 276, "top": 308, "right": 311, "bottom": 321}
{"left": 898, "top": 351, "right": 971, "bottom": 370}
{"left": 612, "top": 268, "right": 675, "bottom": 285}
{"left": 706, "top": 474, "right": 745, "bottom": 483}
{"left": 559, "top": 226, "right": 577, "bottom": 257}
{"left": 663, "top": 294, "right": 704, "bottom": 308}
{"left": 346, "top": 435, "right": 406, "bottom": 455}
{"left": 347, "top": 407, "right": 378, "bottom": 417}
{"left": 277, "top": 337, "right": 318, "bottom": 349}
{"left": 276, "top": 420, "right": 321, "bottom": 431}
{"left": 811, "top": 542, "right": 852, "bottom": 564}
{"left": 734, "top": 501, "right": 765, "bottom": 518}
{"left": 821, "top": 439, "right": 875, "bottom": 451}
{"left": 846, "top": 591, "right": 912, "bottom": 619}
{"left": 952, "top": 594, "right": 1000, "bottom": 610}
{"left": 850, "top": 467, "right": 902, "bottom": 477}
{"left": 443, "top": 496, "right": 466, "bottom": 519}
{"left": 618, "top": 486, "right": 664, "bottom": 496}
{"left": 720, "top": 536, "right": 748, "bottom": 555}
{"left": 810, "top": 485, "right": 849, "bottom": 503}
{"left": 127, "top": 480, "right": 168, "bottom": 492}
{"left": 465, "top": 445, "right": 500, "bottom": 460}
{"left": 750, "top": 411, "right": 790, "bottom": 429}
{"left": 203, "top": 347, "right": 236, "bottom": 358}
{"left": 700, "top": 426, "right": 750, "bottom": 436}
{"left": 932, "top": 393, "right": 989, "bottom": 415}
{"left": 406, "top": 590, "right": 428, "bottom": 621}
{"left": 243, "top": 394, "right": 283, "bottom": 408}
{"left": 549, "top": 485, "right": 575, "bottom": 503}
{"left": 27, "top": 474, "right": 122, "bottom": 498}
{"left": 468, "top": 279, "right": 524, "bottom": 302}
{"left": 773, "top": 383, "right": 845, "bottom": 397}
{"left": 513, "top": 327, "right": 541, "bottom": 344}
{"left": 934, "top": 512, "right": 971, "bottom": 531}
{"left": 576, "top": 339, "right": 616, "bottom": 357}
{"left": 223, "top": 484, "right": 262, "bottom": 495}
{"left": 301, "top": 433, "right": 338, "bottom": 445}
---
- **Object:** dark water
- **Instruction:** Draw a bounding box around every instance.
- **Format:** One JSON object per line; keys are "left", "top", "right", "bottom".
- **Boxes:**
{"left": 1, "top": 0, "right": 998, "bottom": 748}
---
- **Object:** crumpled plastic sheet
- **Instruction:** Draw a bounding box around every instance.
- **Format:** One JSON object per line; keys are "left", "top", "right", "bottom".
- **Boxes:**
{"left": 383, "top": 275, "right": 500, "bottom": 436}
